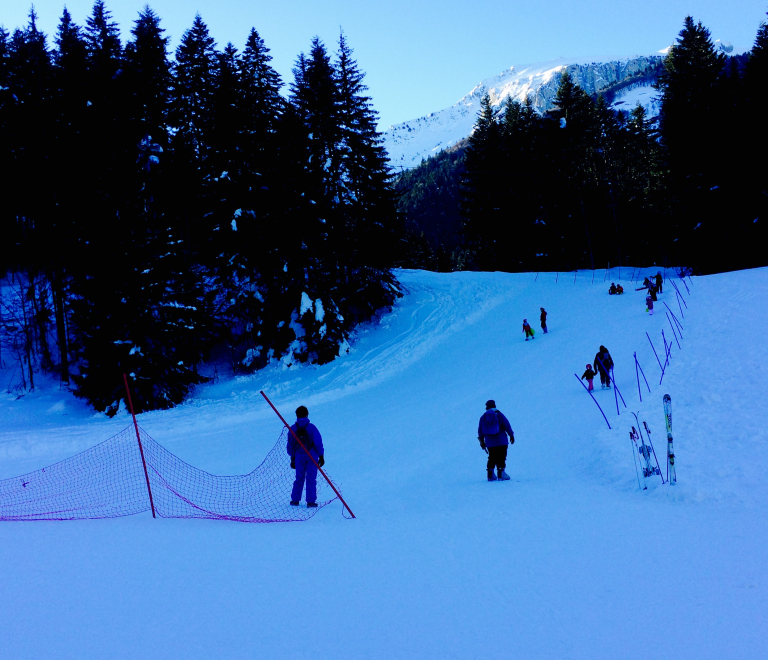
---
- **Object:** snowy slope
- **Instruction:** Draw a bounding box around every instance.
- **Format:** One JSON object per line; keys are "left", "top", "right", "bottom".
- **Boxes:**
{"left": 1, "top": 266, "right": 768, "bottom": 659}
{"left": 382, "top": 54, "right": 663, "bottom": 170}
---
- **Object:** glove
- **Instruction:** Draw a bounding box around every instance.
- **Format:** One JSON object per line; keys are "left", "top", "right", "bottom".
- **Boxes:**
{"left": 290, "top": 456, "right": 296, "bottom": 469}
{"left": 318, "top": 456, "right": 325, "bottom": 468}
{"left": 510, "top": 433, "right": 515, "bottom": 445}
{"left": 478, "top": 437, "right": 486, "bottom": 451}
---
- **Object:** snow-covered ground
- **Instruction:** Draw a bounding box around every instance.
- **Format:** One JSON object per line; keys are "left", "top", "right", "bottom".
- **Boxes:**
{"left": 1, "top": 266, "right": 767, "bottom": 659}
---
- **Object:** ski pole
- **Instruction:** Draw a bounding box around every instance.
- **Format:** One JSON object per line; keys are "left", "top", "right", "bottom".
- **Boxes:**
{"left": 666, "top": 312, "right": 681, "bottom": 349}
{"left": 610, "top": 367, "right": 627, "bottom": 409}
{"left": 574, "top": 374, "right": 611, "bottom": 429}
{"left": 629, "top": 427, "right": 644, "bottom": 490}
{"left": 643, "top": 420, "right": 665, "bottom": 484}
{"left": 663, "top": 302, "right": 684, "bottom": 335}
{"left": 635, "top": 353, "right": 651, "bottom": 394}
{"left": 646, "top": 332, "right": 663, "bottom": 374}
{"left": 635, "top": 352, "right": 643, "bottom": 403}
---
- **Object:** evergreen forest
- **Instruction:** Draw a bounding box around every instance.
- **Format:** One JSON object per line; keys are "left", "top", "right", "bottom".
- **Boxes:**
{"left": 0, "top": 3, "right": 402, "bottom": 412}
{"left": 397, "top": 15, "right": 768, "bottom": 276}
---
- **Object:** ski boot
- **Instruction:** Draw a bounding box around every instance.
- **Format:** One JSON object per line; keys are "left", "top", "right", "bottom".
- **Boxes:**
{"left": 487, "top": 469, "right": 497, "bottom": 481}
{"left": 497, "top": 468, "right": 511, "bottom": 481}
{"left": 307, "top": 502, "right": 318, "bottom": 508}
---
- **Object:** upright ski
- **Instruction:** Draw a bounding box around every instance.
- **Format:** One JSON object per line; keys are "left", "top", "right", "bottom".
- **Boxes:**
{"left": 631, "top": 412, "right": 664, "bottom": 486}
{"left": 663, "top": 394, "right": 677, "bottom": 484}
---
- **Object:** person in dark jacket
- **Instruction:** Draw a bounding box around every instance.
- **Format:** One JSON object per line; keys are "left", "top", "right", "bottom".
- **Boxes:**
{"left": 582, "top": 364, "right": 596, "bottom": 392}
{"left": 593, "top": 345, "right": 614, "bottom": 388}
{"left": 478, "top": 400, "right": 514, "bottom": 481}
{"left": 287, "top": 405, "right": 325, "bottom": 507}
{"left": 655, "top": 271, "right": 663, "bottom": 293}
{"left": 540, "top": 308, "right": 548, "bottom": 333}
{"left": 609, "top": 283, "right": 617, "bottom": 295}
{"left": 522, "top": 319, "right": 535, "bottom": 340}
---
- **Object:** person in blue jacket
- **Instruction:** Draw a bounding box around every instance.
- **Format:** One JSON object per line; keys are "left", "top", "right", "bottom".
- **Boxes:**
{"left": 287, "top": 405, "right": 325, "bottom": 507}
{"left": 477, "top": 399, "right": 514, "bottom": 481}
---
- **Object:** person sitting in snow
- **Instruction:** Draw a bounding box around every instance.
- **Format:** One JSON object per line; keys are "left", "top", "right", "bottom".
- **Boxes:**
{"left": 522, "top": 319, "right": 535, "bottom": 340}
{"left": 540, "top": 307, "right": 548, "bottom": 334}
{"left": 616, "top": 284, "right": 624, "bottom": 294}
{"left": 609, "top": 283, "right": 617, "bottom": 295}
{"left": 478, "top": 400, "right": 514, "bottom": 481}
{"left": 582, "top": 364, "right": 596, "bottom": 392}
{"left": 287, "top": 405, "right": 325, "bottom": 507}
{"left": 593, "top": 345, "right": 614, "bottom": 389}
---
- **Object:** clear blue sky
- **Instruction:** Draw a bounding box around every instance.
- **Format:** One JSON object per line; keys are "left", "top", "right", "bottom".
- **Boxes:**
{"left": 3, "top": 0, "right": 767, "bottom": 128}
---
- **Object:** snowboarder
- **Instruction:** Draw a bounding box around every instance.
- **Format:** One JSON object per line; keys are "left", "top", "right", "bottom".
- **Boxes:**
{"left": 593, "top": 345, "right": 613, "bottom": 388}
{"left": 609, "top": 283, "right": 617, "bottom": 295}
{"left": 477, "top": 400, "right": 514, "bottom": 481}
{"left": 287, "top": 405, "right": 325, "bottom": 507}
{"left": 582, "top": 364, "right": 596, "bottom": 392}
{"left": 523, "top": 319, "right": 535, "bottom": 340}
{"left": 646, "top": 293, "right": 654, "bottom": 315}
{"left": 540, "top": 308, "right": 548, "bottom": 334}
{"left": 655, "top": 271, "right": 663, "bottom": 294}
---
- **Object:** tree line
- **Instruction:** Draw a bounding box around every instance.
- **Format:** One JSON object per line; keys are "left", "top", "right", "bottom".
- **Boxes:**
{"left": 397, "top": 14, "right": 768, "bottom": 275}
{"left": 0, "top": 3, "right": 402, "bottom": 412}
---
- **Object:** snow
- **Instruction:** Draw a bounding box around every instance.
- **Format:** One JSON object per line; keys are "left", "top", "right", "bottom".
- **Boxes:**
{"left": 382, "top": 53, "right": 664, "bottom": 169}
{"left": 300, "top": 291, "right": 313, "bottom": 316}
{"left": 610, "top": 83, "right": 661, "bottom": 117}
{"left": 1, "top": 267, "right": 768, "bottom": 658}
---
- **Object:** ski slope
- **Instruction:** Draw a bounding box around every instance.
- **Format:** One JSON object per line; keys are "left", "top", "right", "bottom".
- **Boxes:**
{"left": 1, "top": 266, "right": 767, "bottom": 659}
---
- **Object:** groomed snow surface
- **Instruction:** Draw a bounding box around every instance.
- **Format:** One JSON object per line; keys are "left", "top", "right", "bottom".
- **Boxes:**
{"left": 1, "top": 267, "right": 767, "bottom": 659}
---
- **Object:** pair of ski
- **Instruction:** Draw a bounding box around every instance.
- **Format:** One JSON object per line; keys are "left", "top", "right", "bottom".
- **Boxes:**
{"left": 629, "top": 395, "right": 677, "bottom": 490}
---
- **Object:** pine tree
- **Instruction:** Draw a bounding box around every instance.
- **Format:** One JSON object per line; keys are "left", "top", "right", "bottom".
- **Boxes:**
{"left": 460, "top": 92, "right": 503, "bottom": 270}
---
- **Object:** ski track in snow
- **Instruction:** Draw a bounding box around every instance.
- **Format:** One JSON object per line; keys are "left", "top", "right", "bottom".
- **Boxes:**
{"left": 1, "top": 266, "right": 767, "bottom": 659}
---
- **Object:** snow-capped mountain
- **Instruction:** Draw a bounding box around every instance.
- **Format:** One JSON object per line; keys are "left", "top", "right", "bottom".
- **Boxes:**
{"left": 382, "top": 54, "right": 664, "bottom": 170}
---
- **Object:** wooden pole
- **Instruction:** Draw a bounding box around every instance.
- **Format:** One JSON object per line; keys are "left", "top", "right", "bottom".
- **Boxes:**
{"left": 260, "top": 390, "right": 356, "bottom": 519}
{"left": 123, "top": 374, "right": 156, "bottom": 518}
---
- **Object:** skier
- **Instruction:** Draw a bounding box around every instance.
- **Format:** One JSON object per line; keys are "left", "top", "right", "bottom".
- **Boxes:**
{"left": 593, "top": 345, "right": 614, "bottom": 388}
{"left": 582, "top": 364, "right": 596, "bottom": 392}
{"left": 522, "top": 319, "right": 535, "bottom": 340}
{"left": 477, "top": 399, "right": 514, "bottom": 481}
{"left": 608, "top": 283, "right": 617, "bottom": 295}
{"left": 287, "top": 405, "right": 325, "bottom": 507}
{"left": 646, "top": 293, "right": 654, "bottom": 315}
{"left": 655, "top": 271, "right": 663, "bottom": 293}
{"left": 540, "top": 307, "right": 548, "bottom": 334}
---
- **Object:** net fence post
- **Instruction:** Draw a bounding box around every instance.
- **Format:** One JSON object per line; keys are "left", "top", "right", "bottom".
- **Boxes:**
{"left": 123, "top": 373, "right": 156, "bottom": 518}
{"left": 260, "top": 391, "right": 356, "bottom": 519}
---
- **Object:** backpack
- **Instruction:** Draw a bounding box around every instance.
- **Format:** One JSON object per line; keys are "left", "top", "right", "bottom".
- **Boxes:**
{"left": 603, "top": 352, "right": 613, "bottom": 370}
{"left": 294, "top": 425, "right": 314, "bottom": 451}
{"left": 481, "top": 411, "right": 501, "bottom": 436}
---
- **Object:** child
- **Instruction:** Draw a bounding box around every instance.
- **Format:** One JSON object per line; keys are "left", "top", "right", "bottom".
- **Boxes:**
{"left": 646, "top": 293, "right": 654, "bottom": 315}
{"left": 540, "top": 307, "right": 548, "bottom": 334}
{"left": 582, "top": 364, "right": 596, "bottom": 392}
{"left": 616, "top": 284, "right": 624, "bottom": 294}
{"left": 522, "top": 319, "right": 535, "bottom": 340}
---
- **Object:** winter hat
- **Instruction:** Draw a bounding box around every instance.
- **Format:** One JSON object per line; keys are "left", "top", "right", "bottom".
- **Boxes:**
{"left": 540, "top": 307, "right": 545, "bottom": 311}
{"left": 485, "top": 400, "right": 496, "bottom": 410}
{"left": 586, "top": 364, "right": 591, "bottom": 369}
{"left": 523, "top": 319, "right": 527, "bottom": 323}
{"left": 296, "top": 405, "right": 309, "bottom": 418}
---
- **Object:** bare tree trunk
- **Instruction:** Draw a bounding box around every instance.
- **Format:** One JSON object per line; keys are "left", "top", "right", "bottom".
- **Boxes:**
{"left": 30, "top": 278, "right": 54, "bottom": 372}
{"left": 49, "top": 268, "right": 70, "bottom": 384}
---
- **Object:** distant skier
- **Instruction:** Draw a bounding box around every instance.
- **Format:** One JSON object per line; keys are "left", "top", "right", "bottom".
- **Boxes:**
{"left": 646, "top": 293, "right": 654, "bottom": 315}
{"left": 655, "top": 271, "right": 663, "bottom": 293}
{"left": 593, "top": 345, "right": 614, "bottom": 388}
{"left": 522, "top": 319, "right": 535, "bottom": 341}
{"left": 540, "top": 308, "right": 548, "bottom": 334}
{"left": 477, "top": 399, "right": 514, "bottom": 481}
{"left": 287, "top": 405, "right": 325, "bottom": 507}
{"left": 582, "top": 364, "right": 596, "bottom": 392}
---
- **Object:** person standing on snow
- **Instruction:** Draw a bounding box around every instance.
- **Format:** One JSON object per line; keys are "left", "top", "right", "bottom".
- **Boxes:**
{"left": 646, "top": 293, "right": 654, "bottom": 315}
{"left": 478, "top": 400, "right": 514, "bottom": 481}
{"left": 540, "top": 308, "right": 548, "bottom": 334}
{"left": 522, "top": 319, "right": 535, "bottom": 341}
{"left": 655, "top": 271, "right": 663, "bottom": 294}
{"left": 287, "top": 405, "right": 325, "bottom": 507}
{"left": 582, "top": 364, "right": 596, "bottom": 392}
{"left": 593, "top": 345, "right": 614, "bottom": 389}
